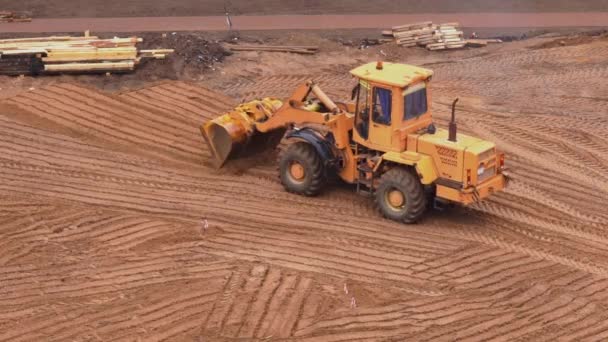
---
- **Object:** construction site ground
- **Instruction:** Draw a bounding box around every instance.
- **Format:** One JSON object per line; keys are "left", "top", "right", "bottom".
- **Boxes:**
{"left": 1, "top": 27, "right": 608, "bottom": 341}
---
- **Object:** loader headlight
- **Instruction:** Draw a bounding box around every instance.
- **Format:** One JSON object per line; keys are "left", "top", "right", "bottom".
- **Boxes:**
{"left": 477, "top": 165, "right": 485, "bottom": 176}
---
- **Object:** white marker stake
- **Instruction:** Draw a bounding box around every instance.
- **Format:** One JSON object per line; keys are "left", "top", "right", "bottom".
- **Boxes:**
{"left": 201, "top": 218, "right": 209, "bottom": 235}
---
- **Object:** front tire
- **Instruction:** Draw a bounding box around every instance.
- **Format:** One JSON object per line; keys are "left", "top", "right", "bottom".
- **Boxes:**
{"left": 278, "top": 142, "right": 325, "bottom": 196}
{"left": 376, "top": 167, "right": 427, "bottom": 223}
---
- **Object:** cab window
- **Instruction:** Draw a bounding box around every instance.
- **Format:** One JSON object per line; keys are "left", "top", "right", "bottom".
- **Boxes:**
{"left": 355, "top": 82, "right": 370, "bottom": 139}
{"left": 372, "top": 87, "right": 392, "bottom": 125}
{"left": 404, "top": 83, "right": 427, "bottom": 120}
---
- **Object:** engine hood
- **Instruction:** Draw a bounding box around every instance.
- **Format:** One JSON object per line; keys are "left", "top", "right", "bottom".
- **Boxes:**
{"left": 418, "top": 127, "right": 494, "bottom": 154}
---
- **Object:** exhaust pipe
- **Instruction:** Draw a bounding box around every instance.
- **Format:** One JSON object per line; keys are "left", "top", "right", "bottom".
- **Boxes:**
{"left": 448, "top": 98, "right": 459, "bottom": 142}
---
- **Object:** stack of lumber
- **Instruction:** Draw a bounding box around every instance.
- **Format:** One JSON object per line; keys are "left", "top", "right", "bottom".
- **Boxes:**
{"left": 390, "top": 21, "right": 437, "bottom": 47}
{"left": 0, "top": 11, "right": 31, "bottom": 22}
{"left": 227, "top": 45, "right": 318, "bottom": 54}
{"left": 0, "top": 35, "right": 173, "bottom": 75}
{"left": 384, "top": 21, "right": 467, "bottom": 50}
{"left": 426, "top": 23, "right": 466, "bottom": 51}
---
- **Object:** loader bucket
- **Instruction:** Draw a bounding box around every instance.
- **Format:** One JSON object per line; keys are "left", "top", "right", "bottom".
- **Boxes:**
{"left": 202, "top": 115, "right": 250, "bottom": 167}
{"left": 201, "top": 98, "right": 283, "bottom": 167}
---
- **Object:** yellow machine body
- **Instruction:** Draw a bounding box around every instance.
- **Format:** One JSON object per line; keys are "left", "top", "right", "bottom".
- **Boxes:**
{"left": 201, "top": 62, "right": 507, "bottom": 206}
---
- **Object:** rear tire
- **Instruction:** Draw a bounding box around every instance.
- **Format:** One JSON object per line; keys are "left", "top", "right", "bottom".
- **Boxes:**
{"left": 278, "top": 142, "right": 325, "bottom": 196}
{"left": 375, "top": 167, "right": 427, "bottom": 223}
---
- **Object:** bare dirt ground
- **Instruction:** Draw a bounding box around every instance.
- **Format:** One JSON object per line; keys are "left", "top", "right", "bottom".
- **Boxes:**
{"left": 2, "top": 0, "right": 607, "bottom": 18}
{"left": 1, "top": 30, "right": 608, "bottom": 341}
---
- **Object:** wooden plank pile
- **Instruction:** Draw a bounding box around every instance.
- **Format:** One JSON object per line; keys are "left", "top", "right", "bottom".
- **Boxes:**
{"left": 427, "top": 23, "right": 466, "bottom": 51}
{"left": 0, "top": 11, "right": 32, "bottom": 22}
{"left": 384, "top": 21, "right": 467, "bottom": 50}
{"left": 390, "top": 21, "right": 437, "bottom": 47}
{"left": 227, "top": 45, "right": 319, "bottom": 54}
{"left": 0, "top": 34, "right": 173, "bottom": 75}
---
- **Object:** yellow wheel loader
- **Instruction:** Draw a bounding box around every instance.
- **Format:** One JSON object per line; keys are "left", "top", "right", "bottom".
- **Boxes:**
{"left": 202, "top": 62, "right": 507, "bottom": 223}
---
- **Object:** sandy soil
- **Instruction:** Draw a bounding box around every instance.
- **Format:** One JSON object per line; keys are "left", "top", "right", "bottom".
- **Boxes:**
{"left": 1, "top": 32, "right": 608, "bottom": 341}
{"left": 2, "top": 0, "right": 608, "bottom": 17}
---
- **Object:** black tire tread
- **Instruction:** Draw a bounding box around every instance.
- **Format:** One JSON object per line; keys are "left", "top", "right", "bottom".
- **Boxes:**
{"left": 375, "top": 167, "right": 427, "bottom": 223}
{"left": 278, "top": 142, "right": 325, "bottom": 196}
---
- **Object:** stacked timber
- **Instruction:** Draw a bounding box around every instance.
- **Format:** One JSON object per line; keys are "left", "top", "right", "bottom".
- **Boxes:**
{"left": 385, "top": 21, "right": 467, "bottom": 50}
{"left": 0, "top": 35, "right": 173, "bottom": 75}
{"left": 227, "top": 45, "right": 319, "bottom": 54}
{"left": 391, "top": 21, "right": 437, "bottom": 47}
{"left": 0, "top": 11, "right": 31, "bottom": 22}
{"left": 426, "top": 23, "right": 466, "bottom": 50}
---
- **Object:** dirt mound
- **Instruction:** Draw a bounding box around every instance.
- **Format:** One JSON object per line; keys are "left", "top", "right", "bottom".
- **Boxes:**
{"left": 136, "top": 32, "right": 232, "bottom": 80}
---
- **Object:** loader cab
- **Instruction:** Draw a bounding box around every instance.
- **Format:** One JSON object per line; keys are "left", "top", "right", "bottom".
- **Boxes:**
{"left": 351, "top": 62, "right": 434, "bottom": 152}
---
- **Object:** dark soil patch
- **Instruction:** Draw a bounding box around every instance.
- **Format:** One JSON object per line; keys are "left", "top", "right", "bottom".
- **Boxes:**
{"left": 136, "top": 32, "right": 232, "bottom": 80}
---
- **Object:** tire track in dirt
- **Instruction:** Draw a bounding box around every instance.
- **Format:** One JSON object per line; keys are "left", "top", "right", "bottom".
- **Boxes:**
{"left": 474, "top": 198, "right": 608, "bottom": 254}
{"left": 445, "top": 222, "right": 608, "bottom": 277}
{"left": 4, "top": 82, "right": 235, "bottom": 168}
{"left": 198, "top": 239, "right": 448, "bottom": 296}
{"left": 506, "top": 161, "right": 607, "bottom": 217}
{"left": 0, "top": 116, "right": 365, "bottom": 209}
{"left": 292, "top": 263, "right": 584, "bottom": 339}
{"left": 1, "top": 260, "right": 232, "bottom": 308}
{"left": 5, "top": 97, "right": 200, "bottom": 164}
{"left": 0, "top": 157, "right": 390, "bottom": 230}
{"left": 1, "top": 267, "right": 231, "bottom": 341}
{"left": 0, "top": 118, "right": 253, "bottom": 188}
{"left": 5, "top": 159, "right": 603, "bottom": 282}
{"left": 19, "top": 87, "right": 204, "bottom": 160}
{"left": 0, "top": 204, "right": 234, "bottom": 341}
{"left": 38, "top": 287, "right": 220, "bottom": 342}
{"left": 2, "top": 123, "right": 604, "bottom": 286}
{"left": 2, "top": 97, "right": 394, "bottom": 222}
{"left": 0, "top": 112, "right": 476, "bottom": 256}
{"left": 0, "top": 206, "right": 94, "bottom": 266}
{"left": 201, "top": 263, "right": 317, "bottom": 340}
{"left": 4, "top": 155, "right": 606, "bottom": 283}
